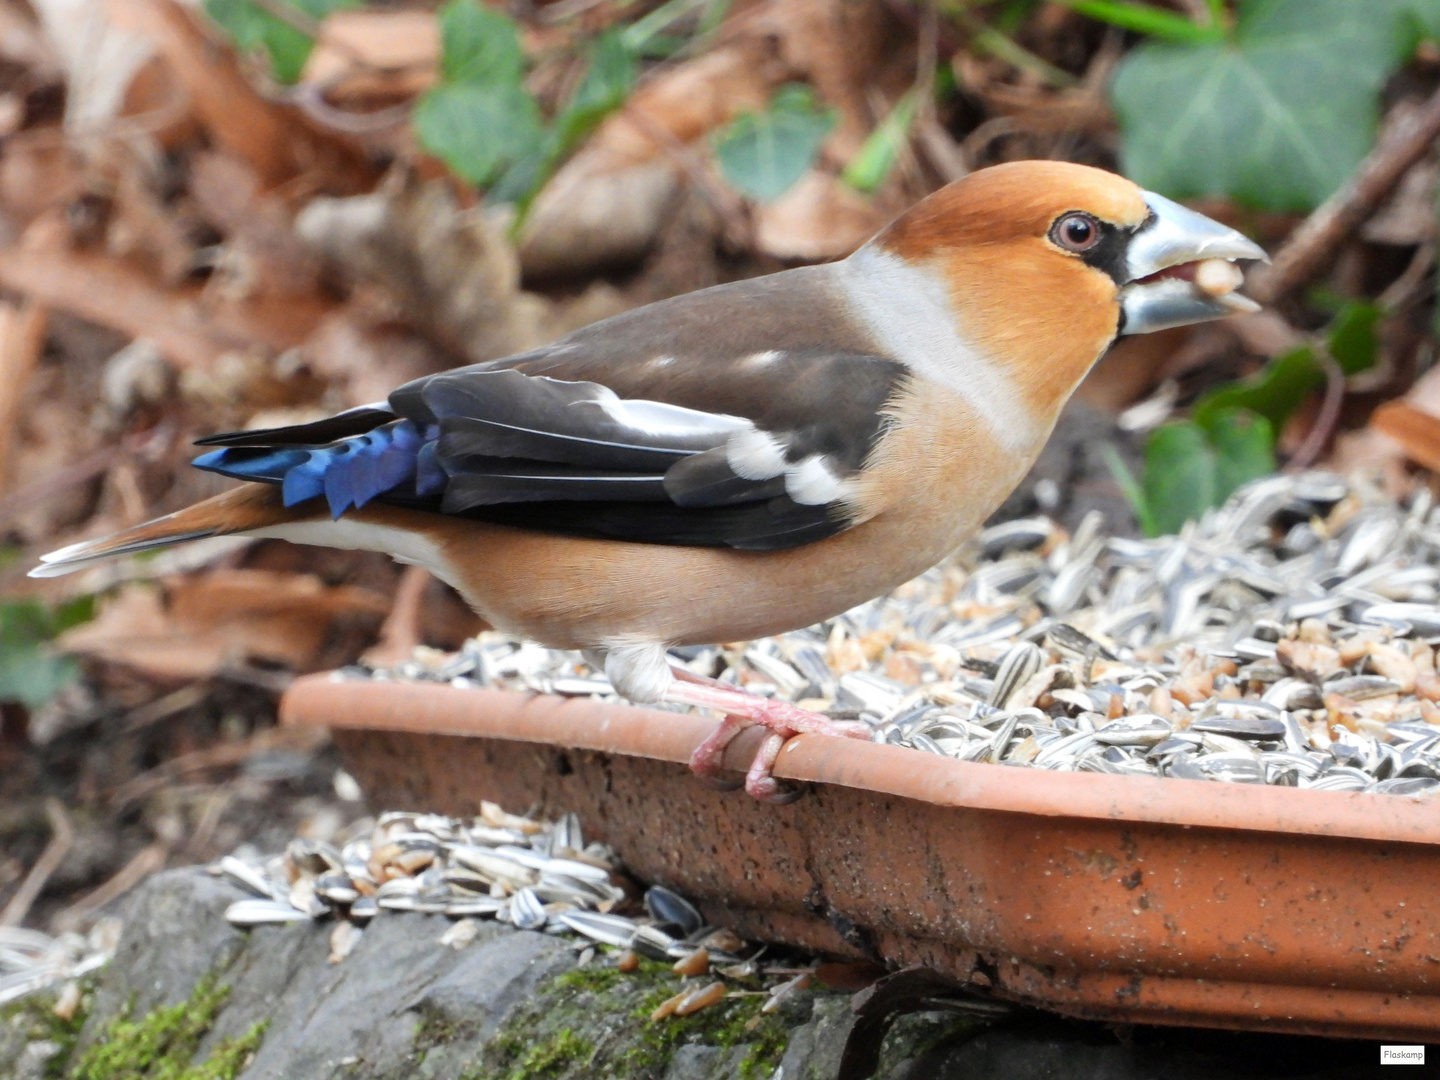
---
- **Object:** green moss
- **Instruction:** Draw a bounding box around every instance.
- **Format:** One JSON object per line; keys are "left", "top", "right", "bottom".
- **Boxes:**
{"left": 70, "top": 973, "right": 267, "bottom": 1080}
{"left": 460, "top": 957, "right": 797, "bottom": 1080}
{"left": 0, "top": 980, "right": 93, "bottom": 1079}
{"left": 500, "top": 1029, "right": 592, "bottom": 1079}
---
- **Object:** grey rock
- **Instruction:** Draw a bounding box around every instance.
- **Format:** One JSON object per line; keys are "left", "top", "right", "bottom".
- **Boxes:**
{"left": 777, "top": 995, "right": 854, "bottom": 1080}
{"left": 14, "top": 1038, "right": 61, "bottom": 1080}
{"left": 62, "top": 868, "right": 867, "bottom": 1079}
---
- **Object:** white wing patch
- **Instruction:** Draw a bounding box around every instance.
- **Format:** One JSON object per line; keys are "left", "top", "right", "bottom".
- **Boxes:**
{"left": 785, "top": 456, "right": 849, "bottom": 505}
{"left": 726, "top": 428, "right": 788, "bottom": 480}
{"left": 584, "top": 396, "right": 750, "bottom": 441}
{"left": 725, "top": 428, "right": 852, "bottom": 506}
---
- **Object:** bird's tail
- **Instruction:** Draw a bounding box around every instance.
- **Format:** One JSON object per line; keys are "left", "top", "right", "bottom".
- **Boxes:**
{"left": 29, "top": 484, "right": 315, "bottom": 578}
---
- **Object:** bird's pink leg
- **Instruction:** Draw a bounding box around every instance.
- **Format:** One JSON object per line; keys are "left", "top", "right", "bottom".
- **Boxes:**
{"left": 662, "top": 671, "right": 870, "bottom": 802}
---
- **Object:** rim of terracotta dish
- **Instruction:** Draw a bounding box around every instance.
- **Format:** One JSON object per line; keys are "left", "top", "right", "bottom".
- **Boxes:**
{"left": 281, "top": 674, "right": 1440, "bottom": 846}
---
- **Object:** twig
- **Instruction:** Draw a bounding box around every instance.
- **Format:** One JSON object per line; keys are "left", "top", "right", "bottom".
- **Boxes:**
{"left": 107, "top": 726, "right": 327, "bottom": 810}
{"left": 1377, "top": 242, "right": 1436, "bottom": 315}
{"left": 0, "top": 423, "right": 171, "bottom": 535}
{"left": 51, "top": 844, "right": 168, "bottom": 933}
{"left": 1249, "top": 84, "right": 1440, "bottom": 306}
{"left": 1286, "top": 350, "right": 1345, "bottom": 471}
{"left": 120, "top": 684, "right": 210, "bottom": 734}
{"left": 1, "top": 799, "right": 74, "bottom": 928}
{"left": 940, "top": 3, "right": 1079, "bottom": 89}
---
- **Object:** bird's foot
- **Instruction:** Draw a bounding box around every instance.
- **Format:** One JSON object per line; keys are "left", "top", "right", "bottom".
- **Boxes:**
{"left": 663, "top": 676, "right": 869, "bottom": 803}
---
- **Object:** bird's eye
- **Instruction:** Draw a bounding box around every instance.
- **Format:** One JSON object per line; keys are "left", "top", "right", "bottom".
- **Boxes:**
{"left": 1051, "top": 212, "right": 1101, "bottom": 253}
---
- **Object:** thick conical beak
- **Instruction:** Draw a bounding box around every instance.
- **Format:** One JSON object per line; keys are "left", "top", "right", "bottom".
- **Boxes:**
{"left": 1119, "top": 191, "right": 1269, "bottom": 336}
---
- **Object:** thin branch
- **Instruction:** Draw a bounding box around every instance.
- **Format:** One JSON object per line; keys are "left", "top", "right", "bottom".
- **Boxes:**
{"left": 1286, "top": 349, "right": 1345, "bottom": 472}
{"left": 947, "top": 7, "right": 1079, "bottom": 89}
{"left": 1249, "top": 83, "right": 1440, "bottom": 306}
{"left": 51, "top": 844, "right": 168, "bottom": 933}
{"left": 1, "top": 799, "right": 74, "bottom": 928}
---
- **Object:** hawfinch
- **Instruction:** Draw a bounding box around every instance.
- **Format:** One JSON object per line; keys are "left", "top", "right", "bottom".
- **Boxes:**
{"left": 34, "top": 161, "right": 1266, "bottom": 800}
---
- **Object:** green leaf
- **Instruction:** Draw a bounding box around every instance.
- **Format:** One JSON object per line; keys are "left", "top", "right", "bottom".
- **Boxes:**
{"left": 552, "top": 31, "right": 636, "bottom": 153}
{"left": 1111, "top": 0, "right": 1412, "bottom": 210}
{"left": 0, "top": 597, "right": 94, "bottom": 709}
{"left": 438, "top": 0, "right": 526, "bottom": 86}
{"left": 1055, "top": 0, "right": 1225, "bottom": 44}
{"left": 203, "top": 0, "right": 357, "bottom": 84}
{"left": 1191, "top": 344, "right": 1321, "bottom": 436}
{"left": 1400, "top": 0, "right": 1440, "bottom": 40}
{"left": 1143, "top": 422, "right": 1217, "bottom": 536}
{"left": 713, "top": 85, "right": 836, "bottom": 202}
{"left": 1102, "top": 443, "right": 1157, "bottom": 537}
{"left": 0, "top": 648, "right": 78, "bottom": 710}
{"left": 1206, "top": 406, "right": 1276, "bottom": 501}
{"left": 1189, "top": 301, "right": 1380, "bottom": 447}
{"left": 841, "top": 87, "right": 921, "bottom": 194}
{"left": 413, "top": 81, "right": 545, "bottom": 187}
{"left": 1326, "top": 300, "right": 1383, "bottom": 375}
{"left": 490, "top": 31, "right": 635, "bottom": 212}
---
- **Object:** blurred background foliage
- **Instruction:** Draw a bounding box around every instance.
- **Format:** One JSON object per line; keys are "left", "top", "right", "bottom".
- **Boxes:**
{"left": 4, "top": 0, "right": 1440, "bottom": 933}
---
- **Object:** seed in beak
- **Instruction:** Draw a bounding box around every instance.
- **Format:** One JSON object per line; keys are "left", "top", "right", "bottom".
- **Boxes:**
{"left": 1194, "top": 258, "right": 1244, "bottom": 297}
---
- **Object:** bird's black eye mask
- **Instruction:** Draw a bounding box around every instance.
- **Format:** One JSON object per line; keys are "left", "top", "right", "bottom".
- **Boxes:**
{"left": 1047, "top": 210, "right": 1152, "bottom": 287}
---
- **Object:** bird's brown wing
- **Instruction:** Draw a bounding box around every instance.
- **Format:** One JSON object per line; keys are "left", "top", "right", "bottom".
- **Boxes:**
{"left": 198, "top": 268, "right": 907, "bottom": 550}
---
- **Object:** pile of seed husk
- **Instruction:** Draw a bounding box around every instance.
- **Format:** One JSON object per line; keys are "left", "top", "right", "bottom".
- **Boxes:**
{"left": 216, "top": 805, "right": 815, "bottom": 1017}
{"left": 355, "top": 471, "right": 1440, "bottom": 796}
{"left": 0, "top": 920, "right": 121, "bottom": 1006}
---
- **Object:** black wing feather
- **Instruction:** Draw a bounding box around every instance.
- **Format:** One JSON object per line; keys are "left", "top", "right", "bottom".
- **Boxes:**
{"left": 194, "top": 405, "right": 398, "bottom": 448}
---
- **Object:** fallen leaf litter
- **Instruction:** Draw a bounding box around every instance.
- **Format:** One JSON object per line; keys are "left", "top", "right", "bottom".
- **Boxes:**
{"left": 349, "top": 470, "right": 1440, "bottom": 795}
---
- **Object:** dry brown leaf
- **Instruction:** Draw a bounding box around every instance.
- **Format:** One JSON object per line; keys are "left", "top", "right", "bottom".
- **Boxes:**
{"left": 107, "top": 0, "right": 371, "bottom": 191}
{"left": 752, "top": 170, "right": 885, "bottom": 260}
{"left": 58, "top": 570, "right": 390, "bottom": 681}
{"left": 518, "top": 39, "right": 781, "bottom": 277}
{"left": 0, "top": 213, "right": 331, "bottom": 371}
{"left": 520, "top": 0, "right": 904, "bottom": 277}
{"left": 296, "top": 172, "right": 550, "bottom": 362}
{"left": 0, "top": 139, "right": 83, "bottom": 225}
{"left": 303, "top": 10, "right": 438, "bottom": 97}
{"left": 32, "top": 0, "right": 154, "bottom": 132}
{"left": 300, "top": 312, "right": 450, "bottom": 408}
{"left": 1370, "top": 401, "right": 1440, "bottom": 473}
{"left": 188, "top": 151, "right": 321, "bottom": 299}
{"left": 0, "top": 300, "right": 49, "bottom": 493}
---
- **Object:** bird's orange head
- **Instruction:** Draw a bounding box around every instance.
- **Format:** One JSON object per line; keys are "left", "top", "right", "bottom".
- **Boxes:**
{"left": 859, "top": 160, "right": 1266, "bottom": 426}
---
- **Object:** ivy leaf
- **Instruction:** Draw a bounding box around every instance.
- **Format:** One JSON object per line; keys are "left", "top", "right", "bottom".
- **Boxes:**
{"left": 1142, "top": 422, "right": 1217, "bottom": 536}
{"left": 1190, "top": 300, "right": 1380, "bottom": 435}
{"left": 1112, "top": 0, "right": 1410, "bottom": 210}
{"left": 552, "top": 31, "right": 636, "bottom": 154}
{"left": 1326, "top": 300, "right": 1383, "bottom": 374}
{"left": 438, "top": 0, "right": 526, "bottom": 86}
{"left": 1205, "top": 407, "right": 1276, "bottom": 503}
{"left": 414, "top": 82, "right": 545, "bottom": 188}
{"left": 714, "top": 85, "right": 836, "bottom": 202}
{"left": 0, "top": 596, "right": 94, "bottom": 709}
{"left": 1191, "top": 345, "right": 1321, "bottom": 436}
{"left": 1139, "top": 410, "right": 1276, "bottom": 536}
{"left": 1400, "top": 0, "right": 1440, "bottom": 39}
{"left": 204, "top": 0, "right": 358, "bottom": 84}
{"left": 491, "top": 31, "right": 635, "bottom": 210}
